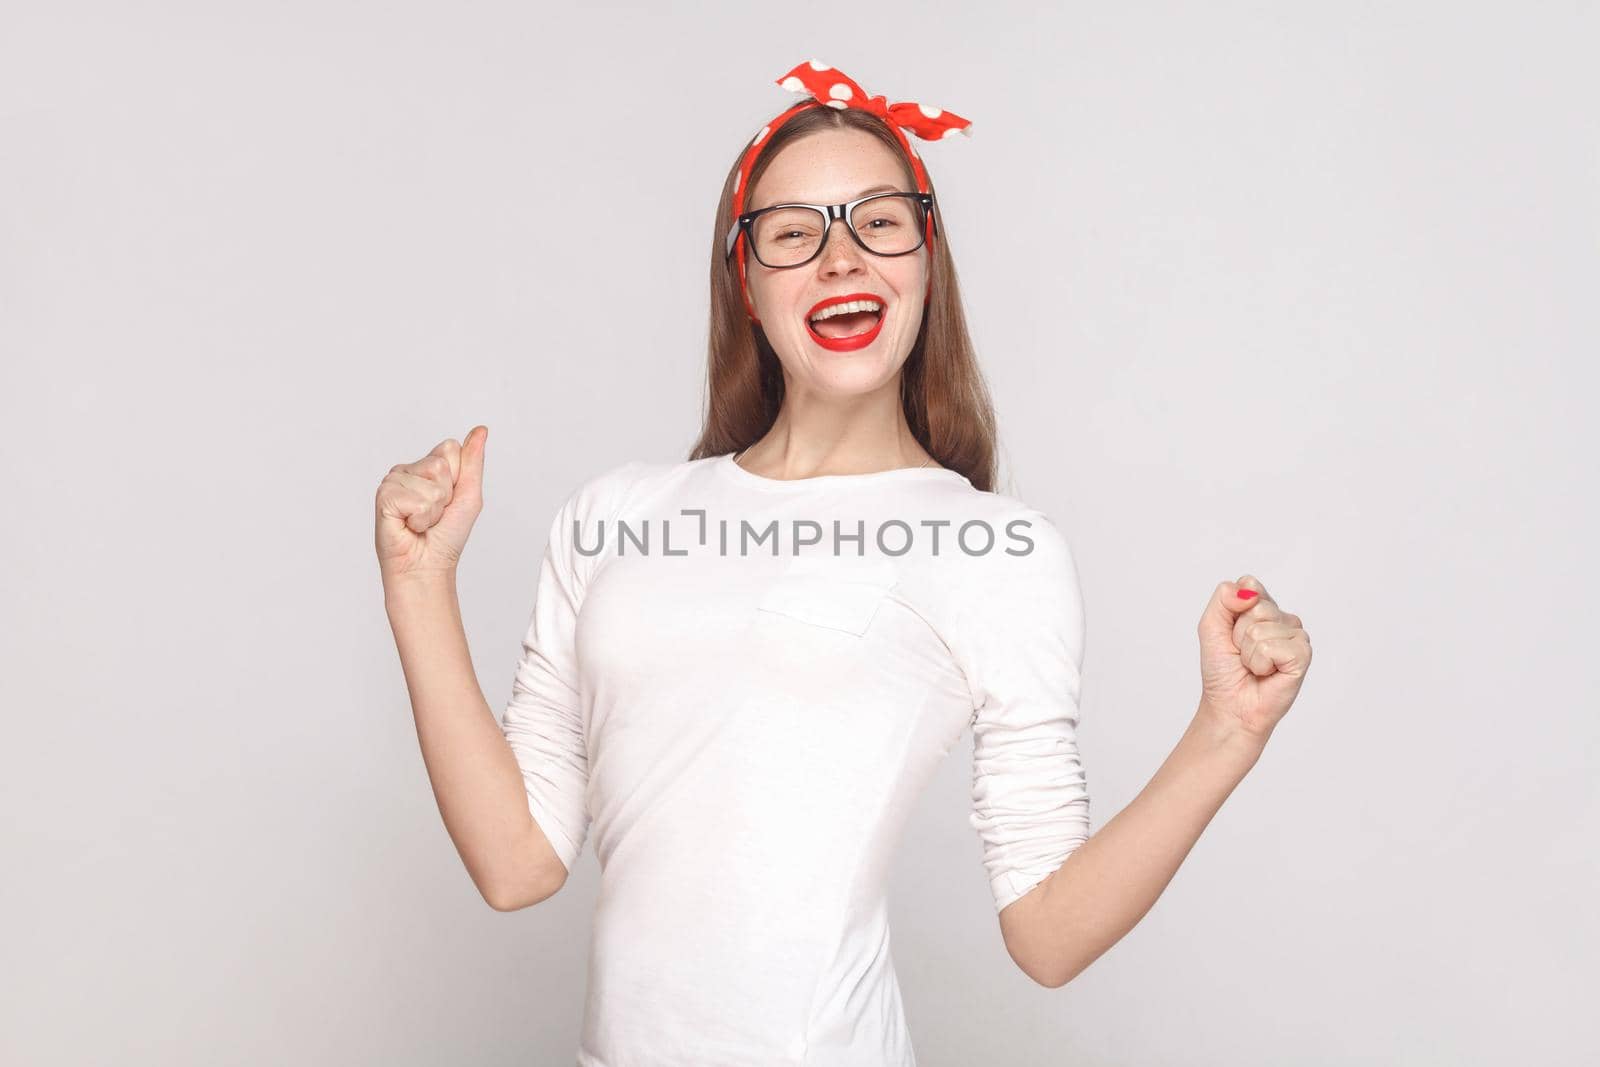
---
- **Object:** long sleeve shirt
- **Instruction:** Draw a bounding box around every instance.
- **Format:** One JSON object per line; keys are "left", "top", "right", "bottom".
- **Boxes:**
{"left": 500, "top": 452, "right": 1090, "bottom": 1066}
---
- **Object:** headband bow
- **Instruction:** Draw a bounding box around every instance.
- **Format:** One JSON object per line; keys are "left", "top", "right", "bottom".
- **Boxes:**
{"left": 774, "top": 60, "right": 973, "bottom": 147}
{"left": 728, "top": 60, "right": 972, "bottom": 323}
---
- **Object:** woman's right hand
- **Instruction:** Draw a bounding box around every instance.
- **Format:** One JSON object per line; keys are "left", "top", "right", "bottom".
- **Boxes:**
{"left": 375, "top": 425, "right": 488, "bottom": 585}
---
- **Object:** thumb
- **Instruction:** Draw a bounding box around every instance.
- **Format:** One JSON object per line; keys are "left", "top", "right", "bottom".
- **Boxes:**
{"left": 1198, "top": 576, "right": 1260, "bottom": 652}
{"left": 455, "top": 425, "right": 487, "bottom": 497}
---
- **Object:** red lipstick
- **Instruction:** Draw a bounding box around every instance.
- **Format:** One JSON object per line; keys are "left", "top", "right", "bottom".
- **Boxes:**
{"left": 804, "top": 291, "right": 887, "bottom": 352}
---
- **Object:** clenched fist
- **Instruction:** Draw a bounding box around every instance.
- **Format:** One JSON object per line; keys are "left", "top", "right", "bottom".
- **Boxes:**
{"left": 1197, "top": 575, "right": 1313, "bottom": 744}
{"left": 374, "top": 425, "right": 488, "bottom": 584}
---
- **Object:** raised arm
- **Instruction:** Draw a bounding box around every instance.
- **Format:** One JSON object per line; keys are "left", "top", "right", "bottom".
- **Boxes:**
{"left": 376, "top": 426, "right": 569, "bottom": 911}
{"left": 998, "top": 577, "right": 1312, "bottom": 987}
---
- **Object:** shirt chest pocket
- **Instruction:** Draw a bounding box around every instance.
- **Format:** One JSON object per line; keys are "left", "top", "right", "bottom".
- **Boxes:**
{"left": 755, "top": 556, "right": 900, "bottom": 637}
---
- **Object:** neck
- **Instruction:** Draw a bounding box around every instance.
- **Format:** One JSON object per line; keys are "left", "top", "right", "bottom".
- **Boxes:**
{"left": 734, "top": 426, "right": 937, "bottom": 479}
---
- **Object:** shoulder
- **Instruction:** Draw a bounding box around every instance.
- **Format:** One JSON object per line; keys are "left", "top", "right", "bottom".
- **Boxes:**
{"left": 558, "top": 459, "right": 652, "bottom": 517}
{"left": 547, "top": 457, "right": 710, "bottom": 558}
{"left": 555, "top": 456, "right": 699, "bottom": 521}
{"left": 896, "top": 480, "right": 1085, "bottom": 607}
{"left": 932, "top": 490, "right": 1088, "bottom": 718}
{"left": 541, "top": 461, "right": 664, "bottom": 587}
{"left": 934, "top": 488, "right": 1086, "bottom": 655}
{"left": 942, "top": 486, "right": 1081, "bottom": 593}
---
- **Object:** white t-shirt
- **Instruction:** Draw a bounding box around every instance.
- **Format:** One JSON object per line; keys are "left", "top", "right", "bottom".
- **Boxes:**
{"left": 500, "top": 452, "right": 1090, "bottom": 1066}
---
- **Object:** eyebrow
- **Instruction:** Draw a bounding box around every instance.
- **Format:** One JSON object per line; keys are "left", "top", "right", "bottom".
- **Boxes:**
{"left": 750, "top": 183, "right": 906, "bottom": 211}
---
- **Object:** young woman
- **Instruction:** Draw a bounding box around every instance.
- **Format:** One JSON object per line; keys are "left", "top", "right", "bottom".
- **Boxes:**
{"left": 375, "top": 60, "right": 1313, "bottom": 1067}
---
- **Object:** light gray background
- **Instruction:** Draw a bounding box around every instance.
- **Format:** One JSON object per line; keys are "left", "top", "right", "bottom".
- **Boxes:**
{"left": 3, "top": 3, "right": 1595, "bottom": 1064}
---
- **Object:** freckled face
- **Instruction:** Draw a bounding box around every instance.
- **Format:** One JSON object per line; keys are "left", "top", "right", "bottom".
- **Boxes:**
{"left": 744, "top": 128, "right": 929, "bottom": 397}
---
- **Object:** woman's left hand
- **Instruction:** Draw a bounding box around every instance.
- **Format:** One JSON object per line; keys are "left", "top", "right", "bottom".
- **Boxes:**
{"left": 1196, "top": 575, "right": 1313, "bottom": 744}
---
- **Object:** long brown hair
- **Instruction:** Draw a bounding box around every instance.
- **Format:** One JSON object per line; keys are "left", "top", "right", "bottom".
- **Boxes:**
{"left": 686, "top": 105, "right": 1001, "bottom": 493}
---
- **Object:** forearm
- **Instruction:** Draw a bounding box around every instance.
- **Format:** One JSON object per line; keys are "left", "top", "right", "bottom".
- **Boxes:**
{"left": 384, "top": 573, "right": 563, "bottom": 910}
{"left": 1017, "top": 705, "right": 1267, "bottom": 986}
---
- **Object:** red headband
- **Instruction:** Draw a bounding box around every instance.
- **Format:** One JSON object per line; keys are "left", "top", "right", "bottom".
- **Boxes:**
{"left": 728, "top": 60, "right": 973, "bottom": 323}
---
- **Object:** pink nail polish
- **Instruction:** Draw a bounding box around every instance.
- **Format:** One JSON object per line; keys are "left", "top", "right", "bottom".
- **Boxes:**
{"left": 1237, "top": 589, "right": 1258, "bottom": 600}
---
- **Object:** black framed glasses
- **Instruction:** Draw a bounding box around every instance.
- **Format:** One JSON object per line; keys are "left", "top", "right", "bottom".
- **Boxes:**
{"left": 724, "top": 191, "right": 936, "bottom": 268}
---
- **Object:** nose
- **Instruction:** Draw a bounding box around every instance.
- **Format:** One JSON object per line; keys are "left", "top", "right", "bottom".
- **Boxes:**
{"left": 816, "top": 216, "right": 868, "bottom": 278}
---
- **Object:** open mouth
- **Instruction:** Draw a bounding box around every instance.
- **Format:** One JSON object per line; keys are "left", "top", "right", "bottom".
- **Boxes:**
{"left": 805, "top": 296, "right": 887, "bottom": 351}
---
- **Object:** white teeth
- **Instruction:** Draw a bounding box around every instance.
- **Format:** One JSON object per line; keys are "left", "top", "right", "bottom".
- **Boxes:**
{"left": 809, "top": 299, "right": 884, "bottom": 322}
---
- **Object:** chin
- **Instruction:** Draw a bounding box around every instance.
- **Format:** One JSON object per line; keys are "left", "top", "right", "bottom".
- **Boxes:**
{"left": 798, "top": 344, "right": 910, "bottom": 394}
